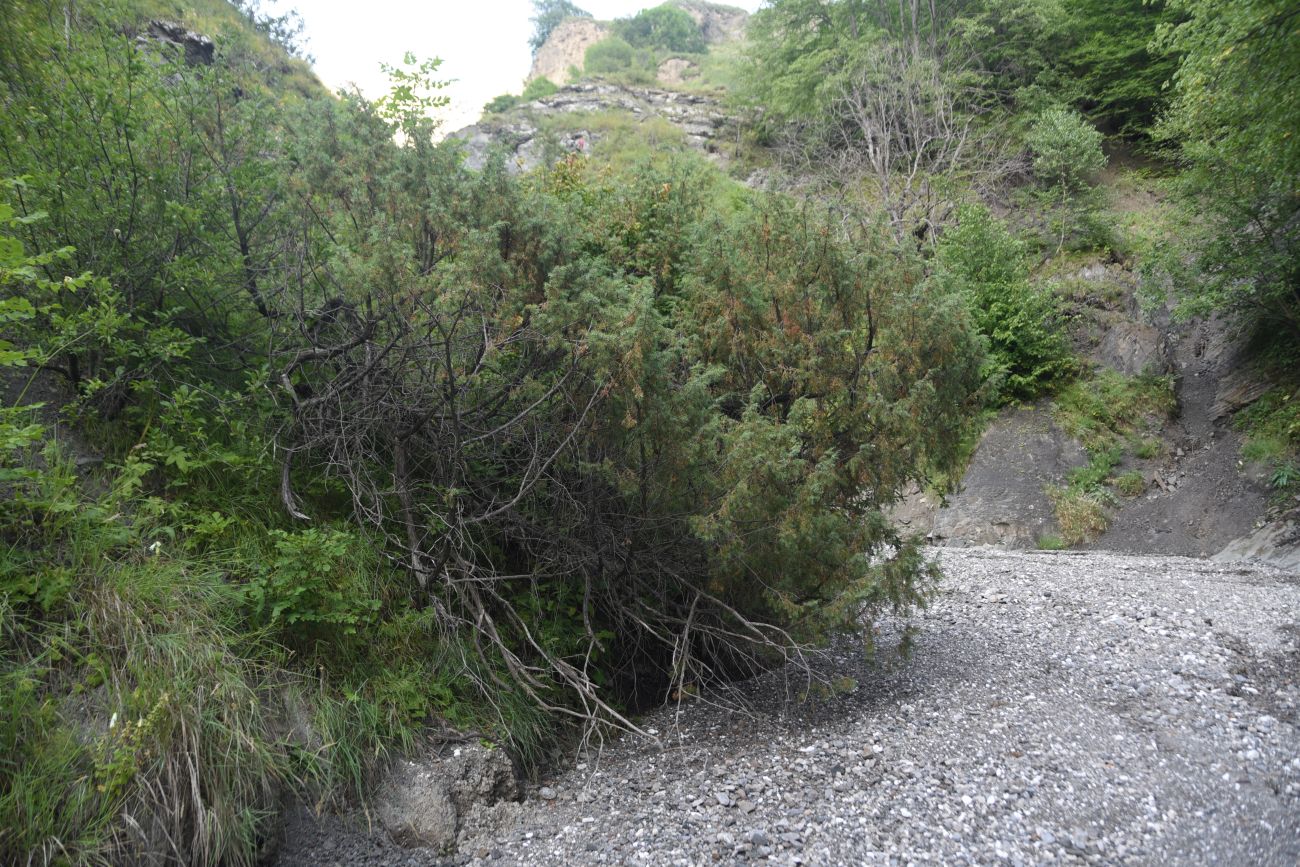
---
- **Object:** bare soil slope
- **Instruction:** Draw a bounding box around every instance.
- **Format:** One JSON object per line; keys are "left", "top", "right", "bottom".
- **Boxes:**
{"left": 1091, "top": 316, "right": 1269, "bottom": 556}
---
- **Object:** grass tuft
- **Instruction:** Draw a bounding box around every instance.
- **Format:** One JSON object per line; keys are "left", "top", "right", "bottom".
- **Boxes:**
{"left": 1047, "top": 488, "right": 1111, "bottom": 546}
{"left": 1037, "top": 534, "right": 1066, "bottom": 550}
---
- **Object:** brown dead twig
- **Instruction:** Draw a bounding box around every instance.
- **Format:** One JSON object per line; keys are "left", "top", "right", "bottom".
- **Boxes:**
{"left": 270, "top": 276, "right": 825, "bottom": 740}
{"left": 774, "top": 36, "right": 1024, "bottom": 247}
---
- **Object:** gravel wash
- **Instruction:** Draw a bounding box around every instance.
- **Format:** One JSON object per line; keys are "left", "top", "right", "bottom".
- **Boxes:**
{"left": 280, "top": 548, "right": 1300, "bottom": 866}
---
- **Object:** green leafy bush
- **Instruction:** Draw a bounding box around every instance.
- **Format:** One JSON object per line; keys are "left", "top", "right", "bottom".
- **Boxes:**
{"left": 273, "top": 122, "right": 986, "bottom": 720}
{"left": 584, "top": 35, "right": 656, "bottom": 82}
{"left": 247, "top": 528, "right": 380, "bottom": 642}
{"left": 484, "top": 92, "right": 519, "bottom": 113}
{"left": 934, "top": 204, "right": 1073, "bottom": 400}
{"left": 1027, "top": 107, "right": 1109, "bottom": 250}
{"left": 522, "top": 75, "right": 559, "bottom": 101}
{"left": 1028, "top": 106, "right": 1106, "bottom": 189}
{"left": 484, "top": 78, "right": 557, "bottom": 115}
{"left": 614, "top": 4, "right": 706, "bottom": 53}
{"left": 1236, "top": 387, "right": 1300, "bottom": 498}
{"left": 585, "top": 35, "right": 635, "bottom": 73}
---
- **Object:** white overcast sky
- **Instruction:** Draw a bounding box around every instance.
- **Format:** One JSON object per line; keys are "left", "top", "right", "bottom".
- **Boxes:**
{"left": 278, "top": 1, "right": 763, "bottom": 131}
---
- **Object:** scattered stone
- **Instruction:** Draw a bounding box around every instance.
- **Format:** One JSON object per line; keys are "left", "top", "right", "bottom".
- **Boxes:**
{"left": 275, "top": 550, "right": 1300, "bottom": 867}
{"left": 370, "top": 741, "right": 522, "bottom": 852}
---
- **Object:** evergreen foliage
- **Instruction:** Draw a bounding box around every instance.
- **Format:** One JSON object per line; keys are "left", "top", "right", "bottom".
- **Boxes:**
{"left": 934, "top": 205, "right": 1072, "bottom": 400}
{"left": 0, "top": 3, "right": 987, "bottom": 862}
{"left": 1026, "top": 106, "right": 1109, "bottom": 251}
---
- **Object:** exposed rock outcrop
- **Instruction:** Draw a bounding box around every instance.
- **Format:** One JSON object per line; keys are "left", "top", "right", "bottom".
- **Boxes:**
{"left": 1064, "top": 260, "right": 1171, "bottom": 377}
{"left": 1088, "top": 316, "right": 1269, "bottom": 557}
{"left": 919, "top": 319, "right": 1271, "bottom": 555}
{"left": 913, "top": 246, "right": 1272, "bottom": 557}
{"left": 657, "top": 56, "right": 697, "bottom": 86}
{"left": 450, "top": 83, "right": 733, "bottom": 173}
{"left": 136, "top": 20, "right": 215, "bottom": 65}
{"left": 675, "top": 1, "right": 750, "bottom": 43}
{"left": 1214, "top": 515, "right": 1300, "bottom": 573}
{"left": 1092, "top": 316, "right": 1169, "bottom": 377}
{"left": 374, "top": 742, "right": 522, "bottom": 852}
{"left": 927, "top": 406, "right": 1087, "bottom": 547}
{"left": 526, "top": 3, "right": 749, "bottom": 86}
{"left": 528, "top": 18, "right": 610, "bottom": 86}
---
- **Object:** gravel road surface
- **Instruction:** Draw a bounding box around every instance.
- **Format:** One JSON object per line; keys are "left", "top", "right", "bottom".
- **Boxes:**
{"left": 277, "top": 548, "right": 1300, "bottom": 866}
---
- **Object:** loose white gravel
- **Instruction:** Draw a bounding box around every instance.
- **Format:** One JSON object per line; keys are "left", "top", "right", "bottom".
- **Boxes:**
{"left": 281, "top": 548, "right": 1300, "bottom": 867}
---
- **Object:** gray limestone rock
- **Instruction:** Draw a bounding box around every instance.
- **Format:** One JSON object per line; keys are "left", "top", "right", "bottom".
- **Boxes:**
{"left": 1094, "top": 317, "right": 1169, "bottom": 377}
{"left": 374, "top": 742, "right": 521, "bottom": 851}
{"left": 933, "top": 406, "right": 1086, "bottom": 547}
{"left": 1213, "top": 516, "right": 1300, "bottom": 572}
{"left": 375, "top": 762, "right": 457, "bottom": 850}
{"left": 448, "top": 83, "right": 732, "bottom": 175}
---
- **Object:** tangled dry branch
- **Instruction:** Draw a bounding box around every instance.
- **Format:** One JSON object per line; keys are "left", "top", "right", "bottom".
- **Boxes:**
{"left": 270, "top": 275, "right": 825, "bottom": 736}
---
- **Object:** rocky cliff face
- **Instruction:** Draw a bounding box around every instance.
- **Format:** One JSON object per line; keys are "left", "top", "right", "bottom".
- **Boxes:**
{"left": 136, "top": 20, "right": 215, "bottom": 65}
{"left": 674, "top": 1, "right": 749, "bottom": 43}
{"left": 527, "top": 2, "right": 750, "bottom": 85}
{"left": 450, "top": 82, "right": 734, "bottom": 173}
{"left": 528, "top": 18, "right": 610, "bottom": 86}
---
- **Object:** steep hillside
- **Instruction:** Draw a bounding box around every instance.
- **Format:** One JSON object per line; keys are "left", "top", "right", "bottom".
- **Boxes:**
{"left": 527, "top": 1, "right": 748, "bottom": 86}
{"left": 895, "top": 150, "right": 1294, "bottom": 567}
{"left": 3, "top": 1, "right": 1298, "bottom": 865}
{"left": 117, "top": 0, "right": 325, "bottom": 97}
{"left": 455, "top": 83, "right": 739, "bottom": 173}
{"left": 456, "top": 2, "right": 760, "bottom": 179}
